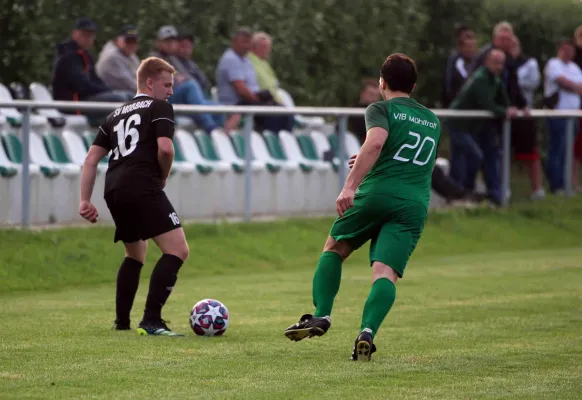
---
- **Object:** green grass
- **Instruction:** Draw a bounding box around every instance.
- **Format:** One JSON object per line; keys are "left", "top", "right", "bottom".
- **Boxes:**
{"left": 1, "top": 197, "right": 581, "bottom": 399}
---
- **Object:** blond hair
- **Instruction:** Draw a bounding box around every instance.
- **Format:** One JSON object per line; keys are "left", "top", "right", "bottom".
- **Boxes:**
{"left": 136, "top": 57, "right": 176, "bottom": 90}
{"left": 493, "top": 21, "right": 514, "bottom": 37}
{"left": 252, "top": 31, "right": 272, "bottom": 47}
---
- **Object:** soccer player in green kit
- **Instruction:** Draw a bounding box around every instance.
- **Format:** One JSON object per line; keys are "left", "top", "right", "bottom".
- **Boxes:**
{"left": 284, "top": 53, "right": 441, "bottom": 361}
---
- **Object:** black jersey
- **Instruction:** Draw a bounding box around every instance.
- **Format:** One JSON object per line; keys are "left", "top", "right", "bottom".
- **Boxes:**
{"left": 92, "top": 95, "right": 175, "bottom": 195}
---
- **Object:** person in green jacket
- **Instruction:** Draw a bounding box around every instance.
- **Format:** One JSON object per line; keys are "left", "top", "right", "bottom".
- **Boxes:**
{"left": 448, "top": 48, "right": 521, "bottom": 205}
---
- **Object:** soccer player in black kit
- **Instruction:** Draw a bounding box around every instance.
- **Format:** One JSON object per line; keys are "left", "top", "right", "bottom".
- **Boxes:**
{"left": 79, "top": 57, "right": 189, "bottom": 336}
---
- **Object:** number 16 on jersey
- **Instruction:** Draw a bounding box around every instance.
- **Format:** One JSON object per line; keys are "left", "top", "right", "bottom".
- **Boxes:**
{"left": 112, "top": 114, "right": 142, "bottom": 160}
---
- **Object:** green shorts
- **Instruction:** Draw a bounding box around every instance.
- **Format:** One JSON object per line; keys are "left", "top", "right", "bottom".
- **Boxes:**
{"left": 330, "top": 193, "right": 427, "bottom": 278}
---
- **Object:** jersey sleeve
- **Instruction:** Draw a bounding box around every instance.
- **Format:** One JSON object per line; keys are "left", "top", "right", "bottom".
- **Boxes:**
{"left": 92, "top": 124, "right": 111, "bottom": 150}
{"left": 364, "top": 103, "right": 389, "bottom": 133}
{"left": 151, "top": 100, "right": 176, "bottom": 139}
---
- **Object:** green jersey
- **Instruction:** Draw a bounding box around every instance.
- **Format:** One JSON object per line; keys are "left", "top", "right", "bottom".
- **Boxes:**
{"left": 357, "top": 97, "right": 441, "bottom": 210}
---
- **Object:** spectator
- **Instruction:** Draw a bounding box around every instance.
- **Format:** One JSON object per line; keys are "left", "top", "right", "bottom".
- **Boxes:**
{"left": 175, "top": 32, "right": 213, "bottom": 96}
{"left": 216, "top": 27, "right": 294, "bottom": 133}
{"left": 151, "top": 26, "right": 227, "bottom": 133}
{"left": 511, "top": 36, "right": 545, "bottom": 199}
{"left": 441, "top": 24, "right": 476, "bottom": 108}
{"left": 95, "top": 25, "right": 140, "bottom": 92}
{"left": 573, "top": 25, "right": 582, "bottom": 192}
{"left": 248, "top": 31, "right": 283, "bottom": 104}
{"left": 448, "top": 49, "right": 523, "bottom": 205}
{"left": 468, "top": 21, "right": 514, "bottom": 75}
{"left": 347, "top": 79, "right": 381, "bottom": 144}
{"left": 543, "top": 38, "right": 582, "bottom": 194}
{"left": 52, "top": 17, "right": 133, "bottom": 121}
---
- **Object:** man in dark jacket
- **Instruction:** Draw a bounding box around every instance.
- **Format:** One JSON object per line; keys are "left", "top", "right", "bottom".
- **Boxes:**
{"left": 449, "top": 49, "right": 522, "bottom": 205}
{"left": 52, "top": 17, "right": 133, "bottom": 120}
{"left": 441, "top": 24, "right": 476, "bottom": 108}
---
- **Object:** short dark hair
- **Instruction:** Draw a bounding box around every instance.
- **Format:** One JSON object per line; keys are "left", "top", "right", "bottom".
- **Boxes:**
{"left": 231, "top": 27, "right": 252, "bottom": 40}
{"left": 454, "top": 23, "right": 471, "bottom": 39}
{"left": 360, "top": 78, "right": 378, "bottom": 92}
{"left": 558, "top": 37, "right": 575, "bottom": 49}
{"left": 380, "top": 53, "right": 417, "bottom": 94}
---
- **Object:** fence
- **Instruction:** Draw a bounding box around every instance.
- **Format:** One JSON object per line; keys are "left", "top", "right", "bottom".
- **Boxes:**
{"left": 0, "top": 100, "right": 580, "bottom": 229}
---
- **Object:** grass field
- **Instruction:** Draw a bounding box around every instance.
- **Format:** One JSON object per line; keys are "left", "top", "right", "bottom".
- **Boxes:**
{"left": 1, "top": 197, "right": 582, "bottom": 399}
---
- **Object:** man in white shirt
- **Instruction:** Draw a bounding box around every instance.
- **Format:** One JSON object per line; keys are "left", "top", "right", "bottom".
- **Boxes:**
{"left": 543, "top": 38, "right": 582, "bottom": 193}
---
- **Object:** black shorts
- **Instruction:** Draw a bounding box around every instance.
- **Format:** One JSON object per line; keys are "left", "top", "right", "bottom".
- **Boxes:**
{"left": 104, "top": 189, "right": 181, "bottom": 243}
{"left": 511, "top": 119, "right": 539, "bottom": 161}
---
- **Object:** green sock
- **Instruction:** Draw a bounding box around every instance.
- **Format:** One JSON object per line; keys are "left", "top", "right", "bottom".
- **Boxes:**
{"left": 360, "top": 278, "right": 396, "bottom": 337}
{"left": 312, "top": 251, "right": 343, "bottom": 317}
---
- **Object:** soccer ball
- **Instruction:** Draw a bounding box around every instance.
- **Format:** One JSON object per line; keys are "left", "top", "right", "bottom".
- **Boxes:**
{"left": 189, "top": 299, "right": 230, "bottom": 336}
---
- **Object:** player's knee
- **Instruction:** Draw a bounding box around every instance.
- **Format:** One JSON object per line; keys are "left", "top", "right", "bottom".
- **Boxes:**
{"left": 323, "top": 236, "right": 351, "bottom": 260}
{"left": 124, "top": 241, "right": 147, "bottom": 264}
{"left": 372, "top": 261, "right": 399, "bottom": 284}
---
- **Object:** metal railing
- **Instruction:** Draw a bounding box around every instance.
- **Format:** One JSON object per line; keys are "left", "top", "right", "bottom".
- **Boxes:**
{"left": 0, "top": 100, "right": 580, "bottom": 229}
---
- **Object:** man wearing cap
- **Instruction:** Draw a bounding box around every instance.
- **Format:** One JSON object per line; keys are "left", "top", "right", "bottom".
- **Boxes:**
{"left": 52, "top": 17, "right": 134, "bottom": 121}
{"left": 96, "top": 25, "right": 141, "bottom": 92}
{"left": 150, "top": 25, "right": 228, "bottom": 133}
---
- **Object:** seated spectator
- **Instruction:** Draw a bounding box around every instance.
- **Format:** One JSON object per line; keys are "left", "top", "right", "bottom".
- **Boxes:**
{"left": 52, "top": 17, "right": 133, "bottom": 122}
{"left": 441, "top": 24, "right": 477, "bottom": 108}
{"left": 449, "top": 49, "right": 526, "bottom": 206}
{"left": 175, "top": 32, "right": 213, "bottom": 96}
{"left": 248, "top": 32, "right": 284, "bottom": 104}
{"left": 573, "top": 26, "right": 582, "bottom": 192}
{"left": 543, "top": 38, "right": 582, "bottom": 194}
{"left": 511, "top": 36, "right": 544, "bottom": 200}
{"left": 216, "top": 28, "right": 293, "bottom": 134}
{"left": 151, "top": 26, "right": 228, "bottom": 133}
{"left": 96, "top": 25, "right": 140, "bottom": 92}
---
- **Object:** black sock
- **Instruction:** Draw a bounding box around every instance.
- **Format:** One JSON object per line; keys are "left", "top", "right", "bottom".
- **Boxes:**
{"left": 116, "top": 257, "right": 144, "bottom": 325}
{"left": 143, "top": 254, "right": 184, "bottom": 322}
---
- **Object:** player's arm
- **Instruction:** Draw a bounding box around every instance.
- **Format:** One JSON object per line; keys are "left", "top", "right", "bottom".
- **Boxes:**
{"left": 153, "top": 101, "right": 176, "bottom": 186}
{"left": 157, "top": 137, "right": 174, "bottom": 184}
{"left": 336, "top": 103, "right": 388, "bottom": 217}
{"left": 344, "top": 127, "right": 388, "bottom": 191}
{"left": 79, "top": 129, "right": 109, "bottom": 222}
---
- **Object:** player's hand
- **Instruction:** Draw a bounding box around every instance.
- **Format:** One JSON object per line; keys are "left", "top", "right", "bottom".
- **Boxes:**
{"left": 336, "top": 187, "right": 355, "bottom": 218}
{"left": 348, "top": 154, "right": 358, "bottom": 169}
{"left": 79, "top": 200, "right": 98, "bottom": 223}
{"left": 506, "top": 107, "right": 518, "bottom": 118}
{"left": 521, "top": 108, "right": 531, "bottom": 117}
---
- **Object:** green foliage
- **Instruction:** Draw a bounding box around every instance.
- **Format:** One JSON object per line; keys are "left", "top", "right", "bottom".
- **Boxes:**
{"left": 0, "top": 0, "right": 580, "bottom": 107}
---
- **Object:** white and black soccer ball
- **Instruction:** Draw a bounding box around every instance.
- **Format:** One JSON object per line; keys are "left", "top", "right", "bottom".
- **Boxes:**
{"left": 189, "top": 299, "right": 230, "bottom": 336}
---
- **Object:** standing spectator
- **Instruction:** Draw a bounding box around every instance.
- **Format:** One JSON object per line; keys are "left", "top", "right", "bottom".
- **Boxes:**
{"left": 248, "top": 31, "right": 283, "bottom": 104}
{"left": 216, "top": 28, "right": 293, "bottom": 133}
{"left": 441, "top": 24, "right": 476, "bottom": 108}
{"left": 468, "top": 21, "right": 514, "bottom": 75}
{"left": 543, "top": 38, "right": 582, "bottom": 194}
{"left": 449, "top": 49, "right": 523, "bottom": 205}
{"left": 347, "top": 79, "right": 381, "bottom": 145}
{"left": 96, "top": 25, "right": 140, "bottom": 92}
{"left": 52, "top": 17, "right": 134, "bottom": 121}
{"left": 511, "top": 36, "right": 545, "bottom": 199}
{"left": 573, "top": 26, "right": 582, "bottom": 192}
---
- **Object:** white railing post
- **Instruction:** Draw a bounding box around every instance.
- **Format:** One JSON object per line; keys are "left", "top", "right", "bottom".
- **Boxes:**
{"left": 564, "top": 118, "right": 576, "bottom": 197}
{"left": 21, "top": 106, "right": 31, "bottom": 229}
{"left": 501, "top": 119, "right": 512, "bottom": 207}
{"left": 337, "top": 115, "right": 348, "bottom": 191}
{"left": 243, "top": 113, "right": 254, "bottom": 222}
